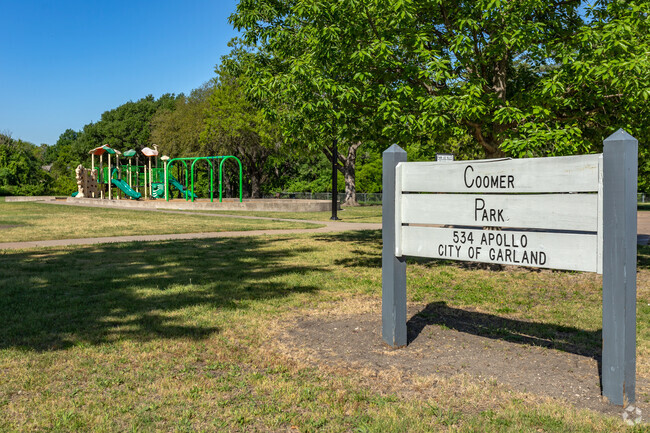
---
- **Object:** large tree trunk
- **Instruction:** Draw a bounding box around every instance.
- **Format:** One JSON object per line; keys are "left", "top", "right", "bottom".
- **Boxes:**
{"left": 322, "top": 140, "right": 362, "bottom": 207}
{"left": 484, "top": 145, "right": 506, "bottom": 159}
{"left": 465, "top": 121, "right": 506, "bottom": 159}
{"left": 342, "top": 142, "right": 360, "bottom": 206}
{"left": 237, "top": 137, "right": 272, "bottom": 199}
{"left": 249, "top": 171, "right": 261, "bottom": 198}
{"left": 462, "top": 53, "right": 510, "bottom": 159}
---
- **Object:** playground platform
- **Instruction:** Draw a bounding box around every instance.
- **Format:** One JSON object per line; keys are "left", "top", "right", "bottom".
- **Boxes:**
{"left": 6, "top": 196, "right": 338, "bottom": 212}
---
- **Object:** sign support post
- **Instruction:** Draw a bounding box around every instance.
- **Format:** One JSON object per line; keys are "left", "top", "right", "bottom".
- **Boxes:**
{"left": 382, "top": 144, "right": 407, "bottom": 347}
{"left": 602, "top": 129, "right": 638, "bottom": 405}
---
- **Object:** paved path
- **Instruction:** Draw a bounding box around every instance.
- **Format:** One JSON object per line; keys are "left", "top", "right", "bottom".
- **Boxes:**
{"left": 637, "top": 212, "right": 650, "bottom": 245}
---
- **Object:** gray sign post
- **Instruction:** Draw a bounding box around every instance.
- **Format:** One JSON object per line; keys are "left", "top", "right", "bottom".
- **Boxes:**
{"left": 382, "top": 144, "right": 407, "bottom": 347}
{"left": 382, "top": 130, "right": 638, "bottom": 405}
{"left": 602, "top": 129, "right": 638, "bottom": 405}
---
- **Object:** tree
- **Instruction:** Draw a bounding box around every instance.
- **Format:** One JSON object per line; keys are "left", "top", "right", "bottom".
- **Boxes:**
{"left": 0, "top": 134, "right": 52, "bottom": 195}
{"left": 73, "top": 94, "right": 179, "bottom": 153}
{"left": 43, "top": 129, "right": 82, "bottom": 195}
{"left": 201, "top": 69, "right": 283, "bottom": 198}
{"left": 150, "top": 84, "right": 214, "bottom": 157}
{"left": 539, "top": 0, "right": 650, "bottom": 189}
{"left": 230, "top": 0, "right": 648, "bottom": 186}
{"left": 223, "top": 22, "right": 391, "bottom": 205}
{"left": 41, "top": 94, "right": 182, "bottom": 195}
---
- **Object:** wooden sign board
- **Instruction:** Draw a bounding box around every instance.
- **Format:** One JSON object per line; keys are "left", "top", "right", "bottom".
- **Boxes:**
{"left": 395, "top": 154, "right": 602, "bottom": 273}
{"left": 382, "top": 131, "right": 638, "bottom": 406}
{"left": 400, "top": 154, "right": 600, "bottom": 193}
{"left": 400, "top": 226, "right": 598, "bottom": 272}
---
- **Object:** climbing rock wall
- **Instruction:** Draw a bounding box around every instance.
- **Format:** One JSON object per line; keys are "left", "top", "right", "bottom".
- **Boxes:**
{"left": 75, "top": 165, "right": 99, "bottom": 198}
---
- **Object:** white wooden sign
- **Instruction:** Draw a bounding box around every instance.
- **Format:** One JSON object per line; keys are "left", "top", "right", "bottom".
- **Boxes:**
{"left": 400, "top": 226, "right": 598, "bottom": 272}
{"left": 400, "top": 154, "right": 600, "bottom": 193}
{"left": 382, "top": 131, "right": 638, "bottom": 406}
{"left": 399, "top": 194, "right": 598, "bottom": 231}
{"left": 395, "top": 154, "right": 603, "bottom": 273}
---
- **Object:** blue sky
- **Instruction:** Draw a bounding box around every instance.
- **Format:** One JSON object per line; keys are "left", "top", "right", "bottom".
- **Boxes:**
{"left": 0, "top": 0, "right": 240, "bottom": 146}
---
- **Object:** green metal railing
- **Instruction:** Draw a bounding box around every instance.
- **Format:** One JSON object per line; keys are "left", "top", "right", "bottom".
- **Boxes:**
{"left": 191, "top": 157, "right": 216, "bottom": 202}
{"left": 164, "top": 156, "right": 243, "bottom": 202}
{"left": 218, "top": 156, "right": 243, "bottom": 203}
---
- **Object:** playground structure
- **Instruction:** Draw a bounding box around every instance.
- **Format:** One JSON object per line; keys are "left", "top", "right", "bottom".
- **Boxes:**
{"left": 75, "top": 144, "right": 243, "bottom": 203}
{"left": 74, "top": 164, "right": 99, "bottom": 198}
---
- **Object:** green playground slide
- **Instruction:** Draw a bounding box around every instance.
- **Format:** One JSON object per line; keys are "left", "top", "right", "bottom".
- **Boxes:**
{"left": 151, "top": 182, "right": 165, "bottom": 199}
{"left": 168, "top": 175, "right": 197, "bottom": 199}
{"left": 111, "top": 178, "right": 142, "bottom": 200}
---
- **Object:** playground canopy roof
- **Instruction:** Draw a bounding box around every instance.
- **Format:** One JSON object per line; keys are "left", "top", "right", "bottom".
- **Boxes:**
{"left": 89, "top": 144, "right": 121, "bottom": 156}
{"left": 141, "top": 147, "right": 159, "bottom": 157}
{"left": 123, "top": 149, "right": 137, "bottom": 157}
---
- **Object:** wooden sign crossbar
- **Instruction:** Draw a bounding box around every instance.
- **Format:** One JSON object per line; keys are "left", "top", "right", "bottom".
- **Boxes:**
{"left": 382, "top": 130, "right": 637, "bottom": 406}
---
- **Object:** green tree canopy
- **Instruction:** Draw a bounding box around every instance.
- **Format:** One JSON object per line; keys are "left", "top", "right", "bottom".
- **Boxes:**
{"left": 150, "top": 84, "right": 214, "bottom": 158}
{"left": 231, "top": 0, "right": 649, "bottom": 161}
{"left": 0, "top": 134, "right": 52, "bottom": 195}
{"left": 85, "top": 94, "right": 179, "bottom": 151}
{"left": 201, "top": 66, "right": 285, "bottom": 198}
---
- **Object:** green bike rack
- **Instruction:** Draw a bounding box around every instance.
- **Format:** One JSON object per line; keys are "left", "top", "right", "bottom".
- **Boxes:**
{"left": 191, "top": 157, "right": 218, "bottom": 203}
{"left": 219, "top": 156, "right": 243, "bottom": 203}
{"left": 164, "top": 155, "right": 243, "bottom": 202}
{"left": 164, "top": 158, "right": 190, "bottom": 201}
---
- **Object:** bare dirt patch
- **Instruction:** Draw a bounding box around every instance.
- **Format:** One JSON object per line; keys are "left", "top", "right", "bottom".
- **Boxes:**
{"left": 275, "top": 301, "right": 649, "bottom": 418}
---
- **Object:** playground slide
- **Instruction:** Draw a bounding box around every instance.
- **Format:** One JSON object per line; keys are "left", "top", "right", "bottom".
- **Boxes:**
{"left": 168, "top": 175, "right": 197, "bottom": 199}
{"left": 151, "top": 182, "right": 165, "bottom": 199}
{"left": 111, "top": 178, "right": 142, "bottom": 200}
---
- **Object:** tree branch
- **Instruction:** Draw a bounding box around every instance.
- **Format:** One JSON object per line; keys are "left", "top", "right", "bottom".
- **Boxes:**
{"left": 321, "top": 146, "right": 344, "bottom": 173}
{"left": 464, "top": 120, "right": 497, "bottom": 155}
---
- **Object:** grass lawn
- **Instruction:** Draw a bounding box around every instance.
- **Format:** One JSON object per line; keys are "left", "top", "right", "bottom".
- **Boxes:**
{"left": 0, "top": 201, "right": 322, "bottom": 242}
{"left": 197, "top": 204, "right": 383, "bottom": 223}
{"left": 1, "top": 221, "right": 650, "bottom": 431}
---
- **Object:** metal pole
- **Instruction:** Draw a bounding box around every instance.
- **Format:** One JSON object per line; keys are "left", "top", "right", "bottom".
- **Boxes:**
{"left": 381, "top": 144, "right": 408, "bottom": 348}
{"left": 602, "top": 129, "right": 638, "bottom": 405}
{"left": 164, "top": 160, "right": 168, "bottom": 201}
{"left": 330, "top": 139, "right": 339, "bottom": 220}
{"left": 91, "top": 154, "right": 95, "bottom": 198}
{"left": 209, "top": 159, "right": 214, "bottom": 203}
{"left": 149, "top": 158, "right": 152, "bottom": 199}
{"left": 136, "top": 155, "right": 139, "bottom": 193}
{"left": 190, "top": 159, "right": 195, "bottom": 202}
{"left": 108, "top": 154, "right": 112, "bottom": 200}
{"left": 144, "top": 158, "right": 148, "bottom": 199}
{"left": 100, "top": 154, "right": 104, "bottom": 199}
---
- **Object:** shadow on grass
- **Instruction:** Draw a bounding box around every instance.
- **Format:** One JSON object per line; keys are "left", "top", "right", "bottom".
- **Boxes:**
{"left": 0, "top": 236, "right": 323, "bottom": 352}
{"left": 407, "top": 301, "right": 603, "bottom": 388}
{"left": 315, "top": 230, "right": 381, "bottom": 244}
{"left": 314, "top": 231, "right": 383, "bottom": 268}
{"left": 637, "top": 245, "right": 650, "bottom": 269}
